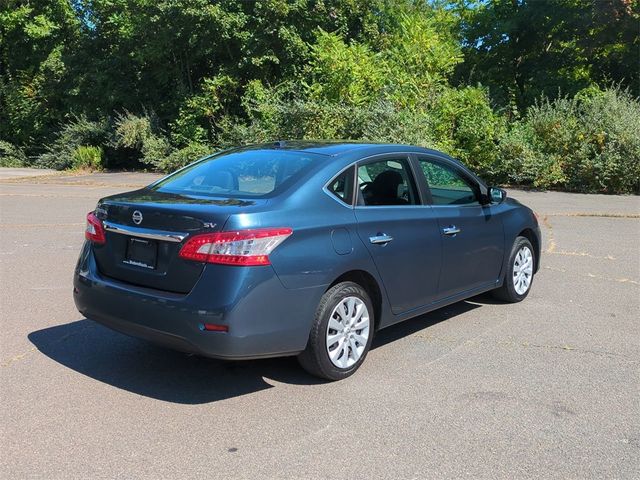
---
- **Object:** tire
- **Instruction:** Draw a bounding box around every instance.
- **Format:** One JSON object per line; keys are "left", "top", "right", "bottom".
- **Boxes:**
{"left": 492, "top": 236, "right": 536, "bottom": 303}
{"left": 298, "top": 281, "right": 374, "bottom": 381}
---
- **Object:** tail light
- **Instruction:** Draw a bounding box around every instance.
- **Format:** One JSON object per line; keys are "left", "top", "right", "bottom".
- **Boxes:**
{"left": 85, "top": 212, "right": 106, "bottom": 244}
{"left": 179, "top": 228, "right": 292, "bottom": 266}
{"left": 202, "top": 323, "right": 229, "bottom": 333}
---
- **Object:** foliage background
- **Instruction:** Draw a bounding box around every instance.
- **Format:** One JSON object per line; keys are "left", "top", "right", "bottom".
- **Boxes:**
{"left": 1, "top": 0, "right": 638, "bottom": 193}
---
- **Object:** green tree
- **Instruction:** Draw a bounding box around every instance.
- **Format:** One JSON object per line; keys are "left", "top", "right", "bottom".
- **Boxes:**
{"left": 454, "top": 0, "right": 639, "bottom": 113}
{"left": 0, "top": 0, "right": 82, "bottom": 147}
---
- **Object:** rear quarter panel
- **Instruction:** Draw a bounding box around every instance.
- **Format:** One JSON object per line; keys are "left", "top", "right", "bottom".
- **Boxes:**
{"left": 223, "top": 185, "right": 380, "bottom": 291}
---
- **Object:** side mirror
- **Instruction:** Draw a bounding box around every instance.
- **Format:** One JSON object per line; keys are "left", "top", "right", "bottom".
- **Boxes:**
{"left": 489, "top": 187, "right": 506, "bottom": 204}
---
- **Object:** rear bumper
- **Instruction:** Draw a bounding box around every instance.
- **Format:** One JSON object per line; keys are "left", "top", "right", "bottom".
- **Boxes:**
{"left": 73, "top": 242, "right": 325, "bottom": 359}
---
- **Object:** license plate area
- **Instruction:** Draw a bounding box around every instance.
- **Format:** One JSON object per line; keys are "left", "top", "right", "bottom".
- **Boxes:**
{"left": 123, "top": 237, "right": 158, "bottom": 269}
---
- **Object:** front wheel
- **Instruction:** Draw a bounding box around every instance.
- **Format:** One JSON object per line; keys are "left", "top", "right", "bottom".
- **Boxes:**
{"left": 298, "top": 282, "right": 374, "bottom": 381}
{"left": 492, "top": 236, "right": 535, "bottom": 303}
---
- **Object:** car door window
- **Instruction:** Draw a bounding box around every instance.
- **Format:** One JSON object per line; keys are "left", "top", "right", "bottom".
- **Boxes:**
{"left": 419, "top": 159, "right": 480, "bottom": 206}
{"left": 357, "top": 158, "right": 418, "bottom": 206}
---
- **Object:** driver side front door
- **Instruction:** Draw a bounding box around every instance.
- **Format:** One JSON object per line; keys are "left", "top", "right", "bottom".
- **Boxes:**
{"left": 415, "top": 155, "right": 505, "bottom": 300}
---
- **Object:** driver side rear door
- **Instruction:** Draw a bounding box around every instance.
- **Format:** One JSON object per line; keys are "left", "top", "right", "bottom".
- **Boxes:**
{"left": 354, "top": 154, "right": 442, "bottom": 315}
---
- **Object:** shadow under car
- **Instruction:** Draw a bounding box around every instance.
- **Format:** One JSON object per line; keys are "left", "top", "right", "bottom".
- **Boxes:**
{"left": 28, "top": 295, "right": 490, "bottom": 404}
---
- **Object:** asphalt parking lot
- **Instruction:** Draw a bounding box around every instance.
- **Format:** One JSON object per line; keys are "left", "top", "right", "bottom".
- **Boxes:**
{"left": 1, "top": 169, "right": 639, "bottom": 479}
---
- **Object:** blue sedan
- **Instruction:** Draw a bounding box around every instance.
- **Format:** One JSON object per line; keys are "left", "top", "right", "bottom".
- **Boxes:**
{"left": 74, "top": 142, "right": 541, "bottom": 380}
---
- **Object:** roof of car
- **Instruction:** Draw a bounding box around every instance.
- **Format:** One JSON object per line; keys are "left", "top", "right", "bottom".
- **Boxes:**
{"left": 236, "top": 141, "right": 437, "bottom": 157}
{"left": 224, "top": 141, "right": 468, "bottom": 173}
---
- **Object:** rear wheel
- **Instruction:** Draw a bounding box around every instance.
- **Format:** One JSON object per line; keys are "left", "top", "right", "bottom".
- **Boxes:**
{"left": 298, "top": 282, "right": 373, "bottom": 381}
{"left": 493, "top": 236, "right": 535, "bottom": 303}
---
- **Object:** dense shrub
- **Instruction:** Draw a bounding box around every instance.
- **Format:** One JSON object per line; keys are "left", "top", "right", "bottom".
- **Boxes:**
{"left": 170, "top": 75, "right": 238, "bottom": 146}
{"left": 216, "top": 83, "right": 503, "bottom": 182}
{"left": 497, "top": 87, "right": 640, "bottom": 193}
{"left": 19, "top": 88, "right": 639, "bottom": 196}
{"left": 113, "top": 112, "right": 171, "bottom": 169}
{"left": 360, "top": 87, "right": 504, "bottom": 179}
{"left": 71, "top": 145, "right": 104, "bottom": 171}
{"left": 216, "top": 92, "right": 363, "bottom": 147}
{"left": 36, "top": 116, "right": 110, "bottom": 170}
{"left": 113, "top": 111, "right": 213, "bottom": 171}
{"left": 571, "top": 88, "right": 640, "bottom": 194}
{"left": 0, "top": 141, "right": 29, "bottom": 167}
{"left": 157, "top": 142, "right": 211, "bottom": 171}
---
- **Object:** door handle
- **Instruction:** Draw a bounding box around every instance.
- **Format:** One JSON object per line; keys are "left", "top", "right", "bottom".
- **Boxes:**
{"left": 442, "top": 226, "right": 461, "bottom": 236}
{"left": 369, "top": 234, "right": 394, "bottom": 245}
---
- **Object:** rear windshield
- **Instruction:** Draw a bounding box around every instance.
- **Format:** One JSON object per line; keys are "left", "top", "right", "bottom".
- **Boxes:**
{"left": 151, "top": 149, "right": 319, "bottom": 197}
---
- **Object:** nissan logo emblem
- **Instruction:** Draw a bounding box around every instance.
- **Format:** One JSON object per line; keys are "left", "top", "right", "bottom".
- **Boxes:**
{"left": 132, "top": 210, "right": 143, "bottom": 225}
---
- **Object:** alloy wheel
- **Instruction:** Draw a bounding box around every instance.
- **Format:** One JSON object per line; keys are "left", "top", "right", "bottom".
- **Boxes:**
{"left": 325, "top": 296, "right": 371, "bottom": 369}
{"left": 512, "top": 246, "right": 533, "bottom": 295}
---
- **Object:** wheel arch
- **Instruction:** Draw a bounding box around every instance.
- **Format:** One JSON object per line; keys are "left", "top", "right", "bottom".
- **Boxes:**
{"left": 328, "top": 270, "right": 383, "bottom": 331}
{"left": 518, "top": 228, "right": 540, "bottom": 272}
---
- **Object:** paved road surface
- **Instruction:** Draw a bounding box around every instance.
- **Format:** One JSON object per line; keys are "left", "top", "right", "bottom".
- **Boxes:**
{"left": 0, "top": 167, "right": 56, "bottom": 180}
{"left": 1, "top": 170, "right": 638, "bottom": 479}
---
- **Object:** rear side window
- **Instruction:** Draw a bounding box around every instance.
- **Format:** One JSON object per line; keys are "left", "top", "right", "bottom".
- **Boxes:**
{"left": 326, "top": 167, "right": 354, "bottom": 205}
{"left": 152, "top": 150, "right": 319, "bottom": 197}
{"left": 418, "top": 159, "right": 479, "bottom": 206}
{"left": 357, "top": 158, "right": 418, "bottom": 206}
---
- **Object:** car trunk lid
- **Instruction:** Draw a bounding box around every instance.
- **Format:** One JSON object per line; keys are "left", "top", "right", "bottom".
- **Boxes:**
{"left": 92, "top": 189, "right": 265, "bottom": 293}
